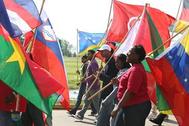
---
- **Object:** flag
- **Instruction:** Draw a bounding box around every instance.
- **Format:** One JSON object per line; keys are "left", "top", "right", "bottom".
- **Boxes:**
{"left": 107, "top": 0, "right": 175, "bottom": 43}
{"left": 78, "top": 31, "right": 105, "bottom": 55}
{"left": 0, "top": 0, "right": 41, "bottom": 37}
{"left": 146, "top": 31, "right": 189, "bottom": 126}
{"left": 27, "top": 57, "right": 64, "bottom": 98}
{"left": 31, "top": 11, "right": 70, "bottom": 110}
{"left": 115, "top": 7, "right": 170, "bottom": 111}
{"left": 0, "top": 25, "right": 59, "bottom": 115}
{"left": 180, "top": 0, "right": 189, "bottom": 22}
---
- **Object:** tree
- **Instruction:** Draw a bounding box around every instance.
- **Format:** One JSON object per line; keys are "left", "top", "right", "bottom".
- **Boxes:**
{"left": 59, "top": 39, "right": 73, "bottom": 57}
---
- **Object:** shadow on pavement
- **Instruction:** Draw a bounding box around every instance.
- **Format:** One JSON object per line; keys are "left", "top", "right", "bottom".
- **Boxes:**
{"left": 75, "top": 120, "right": 95, "bottom": 125}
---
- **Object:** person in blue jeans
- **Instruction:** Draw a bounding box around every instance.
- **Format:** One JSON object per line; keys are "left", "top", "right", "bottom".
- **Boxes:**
{"left": 96, "top": 54, "right": 130, "bottom": 126}
{"left": 69, "top": 55, "right": 96, "bottom": 115}
{"left": 76, "top": 50, "right": 100, "bottom": 120}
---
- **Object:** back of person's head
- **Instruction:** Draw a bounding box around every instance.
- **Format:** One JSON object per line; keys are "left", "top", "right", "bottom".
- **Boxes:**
{"left": 82, "top": 54, "right": 88, "bottom": 60}
{"left": 133, "top": 45, "right": 146, "bottom": 62}
{"left": 117, "top": 54, "right": 131, "bottom": 69}
{"left": 88, "top": 49, "right": 95, "bottom": 55}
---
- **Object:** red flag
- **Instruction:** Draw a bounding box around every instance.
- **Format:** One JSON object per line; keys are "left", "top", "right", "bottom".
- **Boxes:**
{"left": 107, "top": 1, "right": 175, "bottom": 43}
{"left": 26, "top": 55, "right": 64, "bottom": 98}
{"left": 31, "top": 12, "right": 70, "bottom": 110}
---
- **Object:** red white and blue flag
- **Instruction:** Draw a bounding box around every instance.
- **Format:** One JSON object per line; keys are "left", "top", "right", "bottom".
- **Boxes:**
{"left": 0, "top": 0, "right": 41, "bottom": 37}
{"left": 31, "top": 11, "right": 70, "bottom": 110}
{"left": 147, "top": 31, "right": 189, "bottom": 126}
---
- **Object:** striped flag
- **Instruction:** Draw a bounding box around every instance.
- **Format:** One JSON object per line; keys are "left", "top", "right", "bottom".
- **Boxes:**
{"left": 0, "top": 0, "right": 41, "bottom": 37}
{"left": 31, "top": 11, "right": 70, "bottom": 110}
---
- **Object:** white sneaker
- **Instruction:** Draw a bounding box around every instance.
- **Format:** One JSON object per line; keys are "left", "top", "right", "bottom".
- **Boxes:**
{"left": 148, "top": 112, "right": 157, "bottom": 120}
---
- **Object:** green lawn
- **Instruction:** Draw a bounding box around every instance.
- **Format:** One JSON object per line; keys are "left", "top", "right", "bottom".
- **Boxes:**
{"left": 64, "top": 57, "right": 81, "bottom": 89}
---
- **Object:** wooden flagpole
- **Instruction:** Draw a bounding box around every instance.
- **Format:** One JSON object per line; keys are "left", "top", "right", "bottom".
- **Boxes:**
{"left": 17, "top": 0, "right": 46, "bottom": 111}
{"left": 76, "top": 29, "right": 79, "bottom": 81}
{"left": 171, "top": 0, "right": 184, "bottom": 37}
{"left": 85, "top": 15, "right": 141, "bottom": 96}
{"left": 26, "top": 0, "right": 46, "bottom": 53}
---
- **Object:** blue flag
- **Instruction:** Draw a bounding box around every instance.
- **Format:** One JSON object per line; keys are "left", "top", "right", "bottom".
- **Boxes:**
{"left": 78, "top": 31, "right": 105, "bottom": 55}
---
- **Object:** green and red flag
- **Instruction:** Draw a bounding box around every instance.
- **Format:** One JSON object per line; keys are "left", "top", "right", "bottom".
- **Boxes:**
{"left": 0, "top": 25, "right": 61, "bottom": 115}
{"left": 107, "top": 0, "right": 175, "bottom": 43}
{"left": 114, "top": 7, "right": 171, "bottom": 111}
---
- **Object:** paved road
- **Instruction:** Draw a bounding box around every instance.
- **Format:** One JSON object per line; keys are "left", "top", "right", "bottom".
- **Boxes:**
{"left": 52, "top": 110, "right": 178, "bottom": 126}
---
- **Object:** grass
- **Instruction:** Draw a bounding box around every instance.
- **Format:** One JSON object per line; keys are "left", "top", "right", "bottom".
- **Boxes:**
{"left": 64, "top": 57, "right": 81, "bottom": 89}
{"left": 64, "top": 56, "right": 102, "bottom": 90}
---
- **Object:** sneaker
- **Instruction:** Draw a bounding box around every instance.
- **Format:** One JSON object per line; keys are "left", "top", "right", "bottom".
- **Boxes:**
{"left": 94, "top": 119, "right": 97, "bottom": 124}
{"left": 75, "top": 114, "right": 84, "bottom": 120}
{"left": 148, "top": 112, "right": 157, "bottom": 120}
{"left": 164, "top": 115, "right": 169, "bottom": 120}
{"left": 67, "top": 111, "right": 76, "bottom": 116}
{"left": 149, "top": 113, "right": 167, "bottom": 125}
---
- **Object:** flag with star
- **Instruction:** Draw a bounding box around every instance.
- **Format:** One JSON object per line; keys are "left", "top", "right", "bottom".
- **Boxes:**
{"left": 0, "top": 25, "right": 58, "bottom": 115}
{"left": 78, "top": 30, "right": 105, "bottom": 55}
{"left": 146, "top": 30, "right": 189, "bottom": 126}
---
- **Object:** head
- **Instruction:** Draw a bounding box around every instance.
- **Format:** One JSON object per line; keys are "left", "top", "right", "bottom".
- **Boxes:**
{"left": 87, "top": 50, "right": 96, "bottom": 60}
{"left": 81, "top": 54, "right": 88, "bottom": 63}
{"left": 115, "top": 54, "right": 131, "bottom": 70}
{"left": 98, "top": 44, "right": 112, "bottom": 59}
{"left": 126, "top": 45, "right": 146, "bottom": 64}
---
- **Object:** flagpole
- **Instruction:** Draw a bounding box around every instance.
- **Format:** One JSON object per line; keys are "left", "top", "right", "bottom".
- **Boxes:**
{"left": 148, "top": 25, "right": 189, "bottom": 56}
{"left": 26, "top": 0, "right": 46, "bottom": 53}
{"left": 171, "top": 0, "right": 183, "bottom": 37}
{"left": 86, "top": 4, "right": 148, "bottom": 99}
{"left": 76, "top": 29, "right": 79, "bottom": 82}
{"left": 175, "top": 0, "right": 183, "bottom": 20}
{"left": 107, "top": 0, "right": 114, "bottom": 29}
{"left": 103, "top": 0, "right": 114, "bottom": 41}
{"left": 16, "top": 0, "right": 46, "bottom": 112}
{"left": 85, "top": 15, "right": 141, "bottom": 97}
{"left": 96, "top": 0, "right": 114, "bottom": 47}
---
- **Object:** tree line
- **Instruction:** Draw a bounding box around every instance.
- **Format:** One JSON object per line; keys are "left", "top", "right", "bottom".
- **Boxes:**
{"left": 59, "top": 39, "right": 77, "bottom": 57}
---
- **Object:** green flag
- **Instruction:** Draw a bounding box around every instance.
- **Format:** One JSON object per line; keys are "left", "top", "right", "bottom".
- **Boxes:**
{"left": 145, "top": 10, "right": 170, "bottom": 111}
{"left": 0, "top": 25, "right": 58, "bottom": 115}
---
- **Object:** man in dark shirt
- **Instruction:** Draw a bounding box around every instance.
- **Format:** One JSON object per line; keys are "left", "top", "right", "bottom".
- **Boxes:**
{"left": 98, "top": 44, "right": 119, "bottom": 102}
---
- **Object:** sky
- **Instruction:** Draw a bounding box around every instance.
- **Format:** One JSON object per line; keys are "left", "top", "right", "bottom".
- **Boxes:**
{"left": 39, "top": 0, "right": 181, "bottom": 50}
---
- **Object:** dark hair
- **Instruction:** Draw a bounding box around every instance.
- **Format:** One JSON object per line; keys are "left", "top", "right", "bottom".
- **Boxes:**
{"left": 109, "top": 42, "right": 116, "bottom": 54}
{"left": 82, "top": 54, "right": 88, "bottom": 59}
{"left": 133, "top": 45, "right": 146, "bottom": 61}
{"left": 117, "top": 54, "right": 131, "bottom": 69}
{"left": 88, "top": 49, "right": 95, "bottom": 55}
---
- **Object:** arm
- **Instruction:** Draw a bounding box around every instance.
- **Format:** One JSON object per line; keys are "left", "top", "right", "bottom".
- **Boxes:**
{"left": 111, "top": 67, "right": 143, "bottom": 117}
{"left": 99, "top": 59, "right": 118, "bottom": 82}
{"left": 111, "top": 90, "right": 134, "bottom": 118}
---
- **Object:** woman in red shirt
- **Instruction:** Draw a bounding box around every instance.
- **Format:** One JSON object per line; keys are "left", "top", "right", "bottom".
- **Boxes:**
{"left": 111, "top": 45, "right": 151, "bottom": 126}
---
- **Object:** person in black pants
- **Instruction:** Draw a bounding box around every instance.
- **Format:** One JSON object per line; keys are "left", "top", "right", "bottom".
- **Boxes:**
{"left": 21, "top": 102, "right": 45, "bottom": 126}
{"left": 98, "top": 44, "right": 119, "bottom": 103}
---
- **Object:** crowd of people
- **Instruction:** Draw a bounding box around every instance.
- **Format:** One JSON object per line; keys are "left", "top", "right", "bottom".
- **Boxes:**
{"left": 68, "top": 44, "right": 167, "bottom": 126}
{"left": 0, "top": 44, "right": 168, "bottom": 126}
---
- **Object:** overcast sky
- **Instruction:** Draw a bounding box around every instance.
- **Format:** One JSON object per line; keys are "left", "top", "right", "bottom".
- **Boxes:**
{"left": 38, "top": 0, "right": 181, "bottom": 49}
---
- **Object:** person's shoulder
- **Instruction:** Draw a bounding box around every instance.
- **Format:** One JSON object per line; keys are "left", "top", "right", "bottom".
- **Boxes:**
{"left": 132, "top": 64, "right": 145, "bottom": 73}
